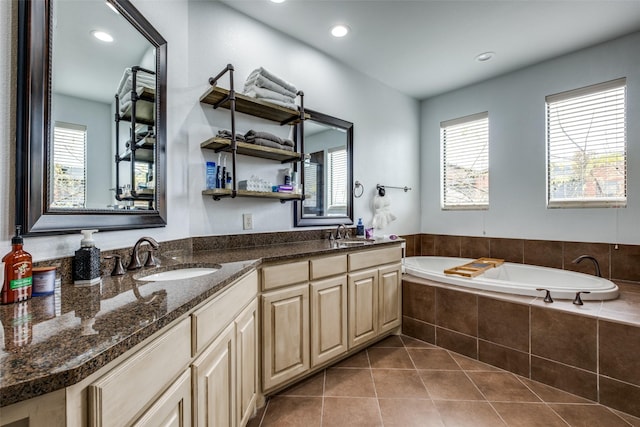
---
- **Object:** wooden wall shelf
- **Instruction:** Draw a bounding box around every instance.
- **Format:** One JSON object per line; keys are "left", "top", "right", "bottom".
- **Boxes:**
{"left": 201, "top": 137, "right": 301, "bottom": 163}
{"left": 202, "top": 188, "right": 303, "bottom": 202}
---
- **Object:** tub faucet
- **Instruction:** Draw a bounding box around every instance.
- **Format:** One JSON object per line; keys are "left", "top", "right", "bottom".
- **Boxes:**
{"left": 572, "top": 255, "right": 602, "bottom": 277}
{"left": 127, "top": 237, "right": 160, "bottom": 270}
{"left": 335, "top": 224, "right": 349, "bottom": 239}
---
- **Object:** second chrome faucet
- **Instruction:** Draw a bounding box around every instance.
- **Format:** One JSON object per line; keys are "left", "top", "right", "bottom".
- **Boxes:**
{"left": 127, "top": 237, "right": 160, "bottom": 270}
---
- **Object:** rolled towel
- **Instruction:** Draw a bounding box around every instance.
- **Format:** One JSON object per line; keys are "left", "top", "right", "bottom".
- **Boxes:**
{"left": 244, "top": 73, "right": 297, "bottom": 98}
{"left": 248, "top": 96, "right": 298, "bottom": 110}
{"left": 246, "top": 67, "right": 297, "bottom": 95}
{"left": 282, "top": 138, "right": 295, "bottom": 147}
{"left": 217, "top": 129, "right": 246, "bottom": 142}
{"left": 244, "top": 86, "right": 296, "bottom": 105}
{"left": 117, "top": 68, "right": 155, "bottom": 99}
{"left": 245, "top": 130, "right": 283, "bottom": 144}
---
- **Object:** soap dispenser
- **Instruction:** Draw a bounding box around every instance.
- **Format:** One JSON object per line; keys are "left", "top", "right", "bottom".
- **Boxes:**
{"left": 356, "top": 218, "right": 365, "bottom": 238}
{"left": 73, "top": 230, "right": 101, "bottom": 285}
{"left": 1, "top": 225, "right": 33, "bottom": 304}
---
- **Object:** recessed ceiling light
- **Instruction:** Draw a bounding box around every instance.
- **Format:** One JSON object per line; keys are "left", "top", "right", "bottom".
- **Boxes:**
{"left": 475, "top": 51, "right": 495, "bottom": 62}
{"left": 105, "top": 1, "right": 120, "bottom": 14}
{"left": 331, "top": 24, "right": 350, "bottom": 38}
{"left": 91, "top": 30, "right": 114, "bottom": 43}
{"left": 270, "top": 0, "right": 286, "bottom": 3}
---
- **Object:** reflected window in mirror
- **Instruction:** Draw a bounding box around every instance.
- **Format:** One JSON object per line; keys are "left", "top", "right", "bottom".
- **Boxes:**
{"left": 16, "top": 0, "right": 167, "bottom": 234}
{"left": 295, "top": 110, "right": 353, "bottom": 227}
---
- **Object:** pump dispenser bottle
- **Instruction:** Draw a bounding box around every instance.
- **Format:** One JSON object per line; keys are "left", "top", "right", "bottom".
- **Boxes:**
{"left": 1, "top": 226, "right": 33, "bottom": 304}
{"left": 73, "top": 230, "right": 101, "bottom": 285}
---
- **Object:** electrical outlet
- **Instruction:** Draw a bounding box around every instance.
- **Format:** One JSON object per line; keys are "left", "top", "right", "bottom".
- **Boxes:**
{"left": 243, "top": 213, "right": 253, "bottom": 230}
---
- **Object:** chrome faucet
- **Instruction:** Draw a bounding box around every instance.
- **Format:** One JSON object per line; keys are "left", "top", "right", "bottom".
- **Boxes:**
{"left": 127, "top": 237, "right": 160, "bottom": 270}
{"left": 572, "top": 255, "right": 602, "bottom": 277}
{"left": 335, "top": 224, "right": 349, "bottom": 239}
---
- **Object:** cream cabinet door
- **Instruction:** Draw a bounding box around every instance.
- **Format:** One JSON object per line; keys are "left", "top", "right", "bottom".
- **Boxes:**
{"left": 348, "top": 268, "right": 379, "bottom": 349}
{"left": 192, "top": 323, "right": 236, "bottom": 427}
{"left": 378, "top": 263, "right": 402, "bottom": 334}
{"left": 262, "top": 284, "right": 310, "bottom": 391}
{"left": 235, "top": 299, "right": 258, "bottom": 427}
{"left": 310, "top": 275, "right": 348, "bottom": 368}
{"left": 132, "top": 370, "right": 192, "bottom": 427}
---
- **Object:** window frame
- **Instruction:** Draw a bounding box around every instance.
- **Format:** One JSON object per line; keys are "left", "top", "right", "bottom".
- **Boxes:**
{"left": 545, "top": 78, "right": 627, "bottom": 208}
{"left": 440, "top": 111, "right": 490, "bottom": 210}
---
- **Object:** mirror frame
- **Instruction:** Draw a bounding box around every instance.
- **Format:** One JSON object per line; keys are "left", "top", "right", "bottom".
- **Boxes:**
{"left": 294, "top": 109, "right": 354, "bottom": 227}
{"left": 16, "top": 0, "right": 167, "bottom": 235}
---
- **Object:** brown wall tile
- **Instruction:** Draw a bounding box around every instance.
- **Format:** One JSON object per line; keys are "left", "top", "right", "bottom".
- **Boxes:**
{"left": 524, "top": 240, "right": 563, "bottom": 269}
{"left": 436, "top": 288, "right": 478, "bottom": 336}
{"left": 478, "top": 297, "right": 529, "bottom": 352}
{"left": 564, "top": 242, "right": 610, "bottom": 278}
{"left": 402, "top": 235, "right": 416, "bottom": 257}
{"left": 478, "top": 340, "right": 529, "bottom": 377}
{"left": 402, "top": 280, "right": 436, "bottom": 324}
{"left": 599, "top": 320, "right": 640, "bottom": 386}
{"left": 611, "top": 244, "right": 640, "bottom": 282}
{"left": 531, "top": 356, "right": 597, "bottom": 401}
{"left": 421, "top": 235, "right": 436, "bottom": 256}
{"left": 436, "top": 327, "right": 478, "bottom": 359}
{"left": 599, "top": 376, "right": 640, "bottom": 418}
{"left": 531, "top": 307, "right": 597, "bottom": 372}
{"left": 402, "top": 316, "right": 435, "bottom": 344}
{"left": 490, "top": 238, "right": 524, "bottom": 263}
{"left": 434, "top": 235, "right": 461, "bottom": 257}
{"left": 461, "top": 236, "right": 490, "bottom": 259}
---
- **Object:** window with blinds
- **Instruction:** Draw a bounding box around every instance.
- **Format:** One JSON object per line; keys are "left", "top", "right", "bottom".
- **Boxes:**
{"left": 51, "top": 122, "right": 87, "bottom": 208}
{"left": 441, "top": 112, "right": 489, "bottom": 209}
{"left": 327, "top": 147, "right": 347, "bottom": 211}
{"left": 546, "top": 78, "right": 626, "bottom": 208}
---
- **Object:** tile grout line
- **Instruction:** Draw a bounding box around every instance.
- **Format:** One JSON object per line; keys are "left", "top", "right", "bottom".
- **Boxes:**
{"left": 320, "top": 368, "right": 326, "bottom": 427}
{"left": 512, "top": 374, "right": 571, "bottom": 427}
{"left": 364, "top": 348, "right": 385, "bottom": 426}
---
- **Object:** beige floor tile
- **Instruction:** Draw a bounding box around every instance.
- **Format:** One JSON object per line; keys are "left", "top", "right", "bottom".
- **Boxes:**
{"left": 277, "top": 371, "right": 324, "bottom": 397}
{"left": 468, "top": 372, "right": 542, "bottom": 402}
{"left": 378, "top": 398, "right": 444, "bottom": 427}
{"left": 322, "top": 397, "right": 382, "bottom": 426}
{"left": 368, "top": 347, "right": 414, "bottom": 369}
{"left": 333, "top": 350, "right": 370, "bottom": 368}
{"left": 372, "top": 369, "right": 429, "bottom": 398}
{"left": 260, "top": 396, "right": 322, "bottom": 427}
{"left": 324, "top": 368, "right": 376, "bottom": 398}
{"left": 434, "top": 400, "right": 506, "bottom": 427}
{"left": 491, "top": 402, "right": 569, "bottom": 426}
{"left": 549, "top": 404, "right": 631, "bottom": 427}
{"left": 419, "top": 370, "right": 485, "bottom": 401}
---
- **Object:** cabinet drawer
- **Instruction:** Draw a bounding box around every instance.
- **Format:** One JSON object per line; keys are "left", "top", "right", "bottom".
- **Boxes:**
{"left": 261, "top": 260, "right": 309, "bottom": 290}
{"left": 192, "top": 270, "right": 258, "bottom": 355}
{"left": 88, "top": 317, "right": 191, "bottom": 427}
{"left": 310, "top": 254, "right": 347, "bottom": 280}
{"left": 348, "top": 246, "right": 402, "bottom": 271}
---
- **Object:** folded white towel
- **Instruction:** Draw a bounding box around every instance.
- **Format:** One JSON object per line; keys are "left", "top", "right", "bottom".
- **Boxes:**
{"left": 371, "top": 194, "right": 397, "bottom": 229}
{"left": 116, "top": 68, "right": 155, "bottom": 99}
{"left": 246, "top": 67, "right": 297, "bottom": 94}
{"left": 244, "top": 85, "right": 296, "bottom": 104}
{"left": 244, "top": 73, "right": 297, "bottom": 98}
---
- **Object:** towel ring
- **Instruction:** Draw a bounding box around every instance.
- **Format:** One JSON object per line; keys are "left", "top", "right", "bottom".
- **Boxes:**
{"left": 354, "top": 181, "right": 364, "bottom": 198}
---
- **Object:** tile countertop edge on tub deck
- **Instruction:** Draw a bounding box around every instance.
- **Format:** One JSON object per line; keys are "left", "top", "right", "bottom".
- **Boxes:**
{"left": 0, "top": 237, "right": 403, "bottom": 407}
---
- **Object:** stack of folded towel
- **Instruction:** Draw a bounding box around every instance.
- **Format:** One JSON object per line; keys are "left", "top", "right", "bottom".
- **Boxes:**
{"left": 245, "top": 130, "right": 295, "bottom": 151}
{"left": 217, "top": 129, "right": 246, "bottom": 142}
{"left": 116, "top": 68, "right": 155, "bottom": 111}
{"left": 243, "top": 67, "right": 298, "bottom": 108}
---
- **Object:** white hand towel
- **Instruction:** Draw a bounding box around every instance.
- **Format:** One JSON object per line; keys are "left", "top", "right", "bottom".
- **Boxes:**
{"left": 372, "top": 194, "right": 397, "bottom": 229}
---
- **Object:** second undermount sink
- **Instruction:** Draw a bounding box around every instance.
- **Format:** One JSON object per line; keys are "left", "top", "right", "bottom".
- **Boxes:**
{"left": 135, "top": 264, "right": 221, "bottom": 282}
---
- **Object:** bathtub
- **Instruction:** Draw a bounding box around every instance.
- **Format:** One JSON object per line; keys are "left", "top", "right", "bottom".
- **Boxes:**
{"left": 403, "top": 256, "right": 619, "bottom": 301}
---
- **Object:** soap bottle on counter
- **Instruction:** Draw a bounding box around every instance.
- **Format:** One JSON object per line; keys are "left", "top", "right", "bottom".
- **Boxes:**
{"left": 73, "top": 230, "right": 101, "bottom": 285}
{"left": 1, "top": 225, "right": 33, "bottom": 304}
{"left": 356, "top": 218, "right": 365, "bottom": 238}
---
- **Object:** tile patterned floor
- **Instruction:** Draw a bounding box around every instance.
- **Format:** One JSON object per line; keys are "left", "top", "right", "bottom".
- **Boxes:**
{"left": 248, "top": 335, "right": 640, "bottom": 427}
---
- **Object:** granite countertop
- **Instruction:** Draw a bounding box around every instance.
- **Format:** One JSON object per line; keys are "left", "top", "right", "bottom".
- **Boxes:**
{"left": 0, "top": 237, "right": 401, "bottom": 407}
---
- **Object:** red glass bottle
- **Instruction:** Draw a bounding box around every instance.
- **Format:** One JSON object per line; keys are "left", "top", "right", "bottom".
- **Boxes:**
{"left": 1, "top": 226, "right": 33, "bottom": 304}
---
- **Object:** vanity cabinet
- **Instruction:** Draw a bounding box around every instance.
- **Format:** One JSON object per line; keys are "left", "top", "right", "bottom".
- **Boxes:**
{"left": 132, "top": 369, "right": 192, "bottom": 427}
{"left": 200, "top": 65, "right": 308, "bottom": 203}
{"left": 260, "top": 245, "right": 402, "bottom": 393}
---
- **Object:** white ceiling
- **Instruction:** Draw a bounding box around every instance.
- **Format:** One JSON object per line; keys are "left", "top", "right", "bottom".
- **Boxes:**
{"left": 219, "top": 0, "right": 640, "bottom": 100}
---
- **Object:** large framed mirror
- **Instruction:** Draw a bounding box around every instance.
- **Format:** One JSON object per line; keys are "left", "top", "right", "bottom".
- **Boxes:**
{"left": 16, "top": 0, "right": 167, "bottom": 235}
{"left": 294, "top": 110, "right": 353, "bottom": 227}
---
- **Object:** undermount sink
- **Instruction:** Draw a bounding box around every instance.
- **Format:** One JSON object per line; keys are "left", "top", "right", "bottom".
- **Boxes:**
{"left": 135, "top": 264, "right": 221, "bottom": 282}
{"left": 336, "top": 239, "right": 375, "bottom": 247}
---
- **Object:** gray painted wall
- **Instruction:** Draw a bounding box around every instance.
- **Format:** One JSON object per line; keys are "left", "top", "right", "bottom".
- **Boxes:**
{"left": 420, "top": 32, "right": 640, "bottom": 244}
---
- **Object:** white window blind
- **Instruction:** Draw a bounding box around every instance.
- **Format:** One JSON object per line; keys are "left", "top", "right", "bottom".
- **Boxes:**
{"left": 546, "top": 78, "right": 626, "bottom": 208}
{"left": 327, "top": 147, "right": 347, "bottom": 209}
{"left": 51, "top": 122, "right": 87, "bottom": 208}
{"left": 441, "top": 112, "right": 489, "bottom": 209}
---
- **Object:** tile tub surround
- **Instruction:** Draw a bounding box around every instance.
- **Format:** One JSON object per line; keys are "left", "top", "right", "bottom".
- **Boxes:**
{"left": 1, "top": 235, "right": 397, "bottom": 407}
{"left": 402, "top": 275, "right": 640, "bottom": 418}
{"left": 401, "top": 233, "right": 640, "bottom": 286}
